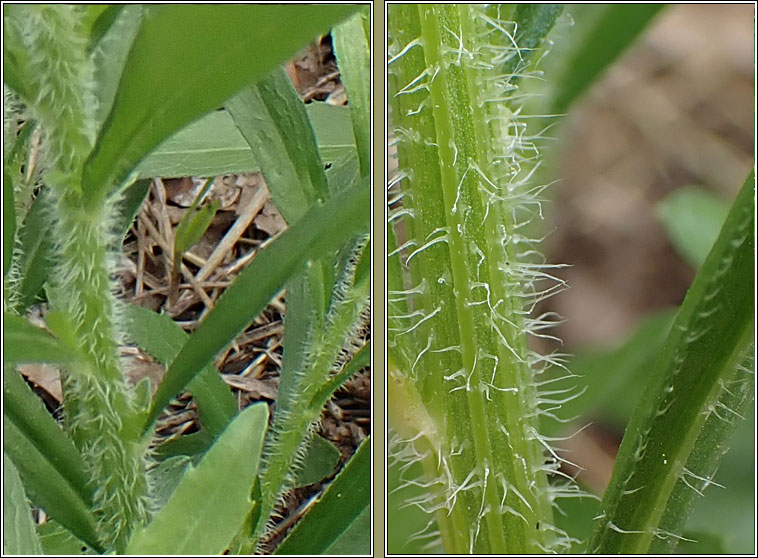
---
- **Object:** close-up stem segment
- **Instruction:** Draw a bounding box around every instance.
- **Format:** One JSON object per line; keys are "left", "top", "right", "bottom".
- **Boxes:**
{"left": 388, "top": 4, "right": 567, "bottom": 553}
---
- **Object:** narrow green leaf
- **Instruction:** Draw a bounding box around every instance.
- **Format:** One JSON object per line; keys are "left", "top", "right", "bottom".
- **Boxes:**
{"left": 548, "top": 4, "right": 666, "bottom": 113}
{"left": 3, "top": 369, "right": 93, "bottom": 505}
{"left": 134, "top": 103, "right": 354, "bottom": 180}
{"left": 174, "top": 200, "right": 218, "bottom": 259}
{"left": 3, "top": 372, "right": 100, "bottom": 551}
{"left": 308, "top": 342, "right": 370, "bottom": 414}
{"left": 275, "top": 438, "right": 370, "bottom": 555}
{"left": 226, "top": 66, "right": 329, "bottom": 224}
{"left": 656, "top": 186, "right": 731, "bottom": 269}
{"left": 83, "top": 4, "right": 357, "bottom": 203}
{"left": 294, "top": 434, "right": 341, "bottom": 488}
{"left": 332, "top": 8, "right": 371, "bottom": 177}
{"left": 3, "top": 170, "right": 16, "bottom": 276}
{"left": 123, "top": 304, "right": 236, "bottom": 438}
{"left": 126, "top": 403, "right": 268, "bottom": 555}
{"left": 590, "top": 171, "right": 755, "bottom": 553}
{"left": 500, "top": 3, "right": 564, "bottom": 77}
{"left": 14, "top": 192, "right": 55, "bottom": 312}
{"left": 3, "top": 453, "right": 44, "bottom": 555}
{"left": 3, "top": 313, "right": 79, "bottom": 366}
{"left": 145, "top": 178, "right": 369, "bottom": 430}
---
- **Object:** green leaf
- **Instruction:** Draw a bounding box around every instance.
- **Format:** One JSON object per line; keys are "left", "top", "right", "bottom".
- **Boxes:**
{"left": 125, "top": 402, "right": 268, "bottom": 555}
{"left": 656, "top": 186, "right": 731, "bottom": 269}
{"left": 275, "top": 438, "right": 370, "bottom": 555}
{"left": 332, "top": 8, "right": 371, "bottom": 177}
{"left": 134, "top": 103, "right": 355, "bottom": 180}
{"left": 547, "top": 4, "right": 666, "bottom": 113}
{"left": 174, "top": 200, "right": 219, "bottom": 259}
{"left": 83, "top": 4, "right": 358, "bottom": 203}
{"left": 3, "top": 453, "right": 44, "bottom": 555}
{"left": 226, "top": 66, "right": 329, "bottom": 224}
{"left": 145, "top": 177, "right": 369, "bottom": 429}
{"left": 308, "top": 342, "right": 370, "bottom": 414}
{"left": 590, "top": 171, "right": 755, "bottom": 553}
{"left": 3, "top": 170, "right": 16, "bottom": 276}
{"left": 500, "top": 3, "right": 564, "bottom": 77}
{"left": 147, "top": 455, "right": 192, "bottom": 511}
{"left": 294, "top": 434, "right": 341, "bottom": 488}
{"left": 3, "top": 313, "right": 80, "bottom": 366}
{"left": 3, "top": 370, "right": 100, "bottom": 551}
{"left": 123, "top": 304, "right": 236, "bottom": 438}
{"left": 151, "top": 430, "right": 212, "bottom": 462}
{"left": 37, "top": 520, "right": 90, "bottom": 555}
{"left": 14, "top": 192, "right": 55, "bottom": 312}
{"left": 91, "top": 5, "right": 142, "bottom": 128}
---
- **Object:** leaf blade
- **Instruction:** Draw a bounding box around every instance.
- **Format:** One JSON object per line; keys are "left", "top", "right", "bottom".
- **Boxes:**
{"left": 590, "top": 171, "right": 755, "bottom": 553}
{"left": 275, "top": 438, "right": 370, "bottom": 555}
{"left": 83, "top": 4, "right": 357, "bottom": 201}
{"left": 125, "top": 403, "right": 269, "bottom": 555}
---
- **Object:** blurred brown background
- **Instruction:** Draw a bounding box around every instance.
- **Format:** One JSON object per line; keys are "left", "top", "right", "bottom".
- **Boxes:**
{"left": 543, "top": 3, "right": 754, "bottom": 352}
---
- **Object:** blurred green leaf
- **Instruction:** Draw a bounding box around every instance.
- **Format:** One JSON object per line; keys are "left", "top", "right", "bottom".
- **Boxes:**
{"left": 656, "top": 186, "right": 731, "bottom": 269}
{"left": 145, "top": 177, "right": 369, "bottom": 430}
{"left": 3, "top": 453, "right": 44, "bottom": 555}
{"left": 126, "top": 403, "right": 268, "bottom": 555}
{"left": 387, "top": 444, "right": 444, "bottom": 555}
{"left": 83, "top": 4, "right": 357, "bottom": 203}
{"left": 85, "top": 5, "right": 125, "bottom": 52}
{"left": 548, "top": 4, "right": 665, "bottom": 113}
{"left": 3, "top": 313, "right": 80, "bottom": 367}
{"left": 275, "top": 438, "right": 370, "bottom": 555}
{"left": 545, "top": 309, "right": 676, "bottom": 436}
{"left": 294, "top": 434, "right": 341, "bottom": 488}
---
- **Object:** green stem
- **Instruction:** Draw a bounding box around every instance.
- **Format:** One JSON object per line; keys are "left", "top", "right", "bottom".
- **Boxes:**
{"left": 52, "top": 195, "right": 151, "bottom": 552}
{"left": 253, "top": 265, "right": 369, "bottom": 544}
{"left": 388, "top": 4, "right": 563, "bottom": 553}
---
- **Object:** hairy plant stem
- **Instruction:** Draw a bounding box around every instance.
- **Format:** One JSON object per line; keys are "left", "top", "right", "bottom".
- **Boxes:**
{"left": 5, "top": 5, "right": 152, "bottom": 551}
{"left": 253, "top": 261, "right": 370, "bottom": 546}
{"left": 388, "top": 4, "right": 563, "bottom": 553}
{"left": 51, "top": 191, "right": 151, "bottom": 552}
